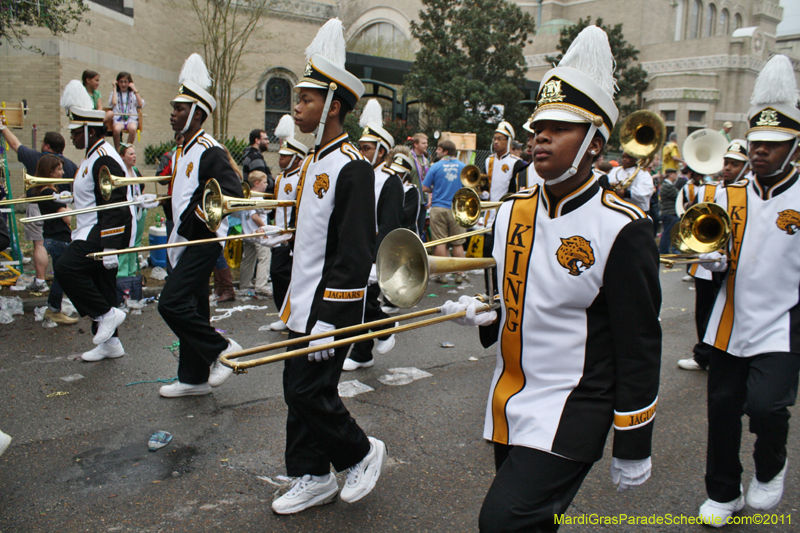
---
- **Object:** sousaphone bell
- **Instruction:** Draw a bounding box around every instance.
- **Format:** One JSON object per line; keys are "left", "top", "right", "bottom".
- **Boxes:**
{"left": 682, "top": 128, "right": 729, "bottom": 176}
{"left": 617, "top": 110, "right": 666, "bottom": 190}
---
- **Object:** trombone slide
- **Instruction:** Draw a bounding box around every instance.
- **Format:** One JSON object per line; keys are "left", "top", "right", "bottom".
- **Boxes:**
{"left": 21, "top": 196, "right": 171, "bottom": 223}
{"left": 0, "top": 193, "right": 72, "bottom": 206}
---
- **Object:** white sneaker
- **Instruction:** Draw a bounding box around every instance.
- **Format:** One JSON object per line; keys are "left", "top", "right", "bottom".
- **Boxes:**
{"left": 270, "top": 319, "right": 288, "bottom": 331}
{"left": 0, "top": 430, "right": 11, "bottom": 457}
{"left": 25, "top": 279, "right": 49, "bottom": 292}
{"left": 343, "top": 357, "right": 374, "bottom": 371}
{"left": 340, "top": 436, "right": 386, "bottom": 503}
{"left": 159, "top": 382, "right": 212, "bottom": 398}
{"left": 93, "top": 308, "right": 126, "bottom": 345}
{"left": 682, "top": 274, "right": 693, "bottom": 282}
{"left": 677, "top": 358, "right": 704, "bottom": 370}
{"left": 376, "top": 334, "right": 396, "bottom": 355}
{"left": 699, "top": 491, "right": 745, "bottom": 528}
{"left": 81, "top": 341, "right": 125, "bottom": 361}
{"left": 381, "top": 305, "right": 399, "bottom": 315}
{"left": 747, "top": 460, "right": 788, "bottom": 511}
{"left": 208, "top": 340, "right": 240, "bottom": 387}
{"left": 271, "top": 474, "right": 339, "bottom": 514}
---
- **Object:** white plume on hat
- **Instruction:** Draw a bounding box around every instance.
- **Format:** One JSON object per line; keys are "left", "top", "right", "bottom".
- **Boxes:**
{"left": 359, "top": 99, "right": 383, "bottom": 129}
{"left": 275, "top": 114, "right": 296, "bottom": 140}
{"left": 179, "top": 53, "right": 213, "bottom": 89}
{"left": 750, "top": 54, "right": 798, "bottom": 107}
{"left": 305, "top": 18, "right": 346, "bottom": 67}
{"left": 559, "top": 25, "right": 617, "bottom": 99}
{"left": 60, "top": 80, "right": 94, "bottom": 111}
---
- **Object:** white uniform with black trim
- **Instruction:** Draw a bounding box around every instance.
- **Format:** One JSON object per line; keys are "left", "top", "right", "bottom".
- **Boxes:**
{"left": 482, "top": 178, "right": 661, "bottom": 463}
{"left": 704, "top": 171, "right": 800, "bottom": 357}
{"left": 274, "top": 167, "right": 301, "bottom": 231}
{"left": 485, "top": 153, "right": 525, "bottom": 227}
{"left": 607, "top": 165, "right": 654, "bottom": 213}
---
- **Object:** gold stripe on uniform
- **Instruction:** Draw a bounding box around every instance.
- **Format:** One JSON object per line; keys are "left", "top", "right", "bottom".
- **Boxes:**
{"left": 492, "top": 191, "right": 540, "bottom": 443}
{"left": 713, "top": 185, "right": 748, "bottom": 351}
{"left": 613, "top": 398, "right": 657, "bottom": 430}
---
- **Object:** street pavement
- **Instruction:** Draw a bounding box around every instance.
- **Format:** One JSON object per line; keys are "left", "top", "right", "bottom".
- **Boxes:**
{"left": 0, "top": 267, "right": 797, "bottom": 532}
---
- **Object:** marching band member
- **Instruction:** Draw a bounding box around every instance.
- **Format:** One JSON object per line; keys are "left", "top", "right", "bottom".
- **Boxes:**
{"left": 516, "top": 115, "right": 544, "bottom": 190}
{"left": 443, "top": 26, "right": 661, "bottom": 531}
{"left": 271, "top": 19, "right": 386, "bottom": 514}
{"left": 388, "top": 148, "right": 419, "bottom": 233}
{"left": 607, "top": 151, "right": 655, "bottom": 213}
{"left": 266, "top": 114, "right": 308, "bottom": 332}
{"left": 696, "top": 55, "right": 800, "bottom": 526}
{"left": 344, "top": 100, "right": 403, "bottom": 371}
{"left": 156, "top": 54, "right": 245, "bottom": 398}
{"left": 54, "top": 81, "right": 142, "bottom": 362}
{"left": 720, "top": 139, "right": 751, "bottom": 186}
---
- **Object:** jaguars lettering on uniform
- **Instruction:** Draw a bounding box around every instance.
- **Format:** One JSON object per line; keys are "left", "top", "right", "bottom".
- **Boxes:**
{"left": 704, "top": 169, "right": 800, "bottom": 356}
{"left": 480, "top": 178, "right": 662, "bottom": 463}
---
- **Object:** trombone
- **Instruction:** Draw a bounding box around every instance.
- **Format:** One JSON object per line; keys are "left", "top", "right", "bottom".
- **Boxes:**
{"left": 21, "top": 194, "right": 172, "bottom": 223}
{"left": 0, "top": 172, "right": 75, "bottom": 206}
{"left": 451, "top": 187, "right": 504, "bottom": 228}
{"left": 240, "top": 182, "right": 274, "bottom": 199}
{"left": 615, "top": 110, "right": 666, "bottom": 191}
{"left": 99, "top": 166, "right": 170, "bottom": 200}
{"left": 659, "top": 202, "right": 731, "bottom": 268}
{"left": 460, "top": 164, "right": 489, "bottom": 190}
{"left": 202, "top": 178, "right": 294, "bottom": 232}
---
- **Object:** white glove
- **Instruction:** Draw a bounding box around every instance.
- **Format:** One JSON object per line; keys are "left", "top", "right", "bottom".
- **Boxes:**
{"left": 102, "top": 249, "right": 119, "bottom": 270}
{"left": 698, "top": 252, "right": 728, "bottom": 272}
{"left": 136, "top": 193, "right": 159, "bottom": 209}
{"left": 52, "top": 191, "right": 73, "bottom": 205}
{"left": 441, "top": 295, "right": 497, "bottom": 327}
{"left": 479, "top": 191, "right": 490, "bottom": 200}
{"left": 368, "top": 264, "right": 378, "bottom": 286}
{"left": 308, "top": 320, "right": 335, "bottom": 362}
{"left": 610, "top": 457, "right": 651, "bottom": 492}
{"left": 263, "top": 233, "right": 292, "bottom": 248}
{"left": 256, "top": 224, "right": 282, "bottom": 235}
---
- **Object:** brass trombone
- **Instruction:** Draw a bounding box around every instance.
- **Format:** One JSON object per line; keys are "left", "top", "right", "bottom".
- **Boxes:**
{"left": 451, "top": 187, "right": 504, "bottom": 228}
{"left": 659, "top": 202, "right": 731, "bottom": 268}
{"left": 99, "top": 166, "right": 170, "bottom": 200}
{"left": 0, "top": 173, "right": 77, "bottom": 205}
{"left": 460, "top": 164, "right": 489, "bottom": 189}
{"left": 21, "top": 195, "right": 172, "bottom": 223}
{"left": 616, "top": 110, "right": 666, "bottom": 190}
{"left": 202, "top": 178, "right": 294, "bottom": 232}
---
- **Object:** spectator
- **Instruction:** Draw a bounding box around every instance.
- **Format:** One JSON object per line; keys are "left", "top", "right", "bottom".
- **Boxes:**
{"left": 422, "top": 140, "right": 467, "bottom": 283}
{"left": 0, "top": 119, "right": 77, "bottom": 291}
{"left": 82, "top": 70, "right": 102, "bottom": 111}
{"left": 239, "top": 170, "right": 272, "bottom": 297}
{"left": 408, "top": 133, "right": 430, "bottom": 241}
{"left": 510, "top": 140, "right": 524, "bottom": 159}
{"left": 33, "top": 155, "right": 78, "bottom": 324}
{"left": 662, "top": 132, "right": 684, "bottom": 172}
{"left": 116, "top": 145, "right": 146, "bottom": 293}
{"left": 719, "top": 121, "right": 733, "bottom": 142}
{"left": 241, "top": 129, "right": 273, "bottom": 188}
{"left": 658, "top": 168, "right": 679, "bottom": 254}
{"left": 108, "top": 72, "right": 145, "bottom": 151}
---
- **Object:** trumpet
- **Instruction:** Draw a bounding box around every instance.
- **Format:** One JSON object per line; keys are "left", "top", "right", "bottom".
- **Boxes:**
{"left": 21, "top": 195, "right": 172, "bottom": 223}
{"left": 460, "top": 164, "right": 489, "bottom": 189}
{"left": 451, "top": 187, "right": 504, "bottom": 228}
{"left": 202, "top": 179, "right": 294, "bottom": 232}
{"left": 99, "top": 166, "right": 169, "bottom": 200}
{"left": 616, "top": 110, "right": 666, "bottom": 190}
{"left": 659, "top": 202, "right": 731, "bottom": 267}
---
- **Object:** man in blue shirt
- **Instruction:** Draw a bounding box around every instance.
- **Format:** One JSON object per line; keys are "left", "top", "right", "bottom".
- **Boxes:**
{"left": 422, "top": 140, "right": 467, "bottom": 283}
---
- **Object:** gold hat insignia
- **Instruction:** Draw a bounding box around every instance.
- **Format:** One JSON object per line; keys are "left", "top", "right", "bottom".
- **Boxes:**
{"left": 756, "top": 109, "right": 780, "bottom": 127}
{"left": 538, "top": 79, "right": 566, "bottom": 106}
{"left": 304, "top": 62, "right": 313, "bottom": 77}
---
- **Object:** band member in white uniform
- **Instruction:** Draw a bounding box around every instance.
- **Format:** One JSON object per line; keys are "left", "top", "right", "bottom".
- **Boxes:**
{"left": 606, "top": 151, "right": 655, "bottom": 213}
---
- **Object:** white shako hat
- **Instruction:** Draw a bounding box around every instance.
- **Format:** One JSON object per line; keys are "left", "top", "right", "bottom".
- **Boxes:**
{"left": 532, "top": 26, "right": 618, "bottom": 184}
{"left": 295, "top": 18, "right": 365, "bottom": 149}
{"left": 747, "top": 55, "right": 800, "bottom": 143}
{"left": 359, "top": 99, "right": 394, "bottom": 158}
{"left": 725, "top": 139, "right": 749, "bottom": 162}
{"left": 61, "top": 80, "right": 104, "bottom": 130}
{"left": 522, "top": 112, "right": 536, "bottom": 135}
{"left": 172, "top": 54, "right": 216, "bottom": 133}
{"left": 274, "top": 114, "right": 309, "bottom": 158}
{"left": 495, "top": 121, "right": 515, "bottom": 140}
{"left": 389, "top": 152, "right": 413, "bottom": 176}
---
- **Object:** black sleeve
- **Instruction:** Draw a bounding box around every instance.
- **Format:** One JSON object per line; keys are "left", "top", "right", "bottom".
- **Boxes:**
{"left": 509, "top": 160, "right": 527, "bottom": 194}
{"left": 0, "top": 209, "right": 9, "bottom": 251}
{"left": 479, "top": 220, "right": 500, "bottom": 348}
{"left": 375, "top": 175, "right": 404, "bottom": 261}
{"left": 515, "top": 165, "right": 527, "bottom": 190}
{"left": 402, "top": 186, "right": 420, "bottom": 231}
{"left": 93, "top": 156, "right": 133, "bottom": 249}
{"left": 604, "top": 218, "right": 662, "bottom": 460}
{"left": 317, "top": 160, "right": 376, "bottom": 328}
{"left": 597, "top": 174, "right": 611, "bottom": 190}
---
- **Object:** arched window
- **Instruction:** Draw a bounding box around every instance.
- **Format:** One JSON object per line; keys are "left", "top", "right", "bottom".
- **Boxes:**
{"left": 704, "top": 4, "right": 716, "bottom": 37}
{"left": 719, "top": 8, "right": 729, "bottom": 35}
{"left": 674, "top": 0, "right": 685, "bottom": 41}
{"left": 263, "top": 76, "right": 292, "bottom": 141}
{"left": 734, "top": 13, "right": 743, "bottom": 31}
{"left": 689, "top": 0, "right": 702, "bottom": 39}
{"left": 349, "top": 22, "right": 414, "bottom": 60}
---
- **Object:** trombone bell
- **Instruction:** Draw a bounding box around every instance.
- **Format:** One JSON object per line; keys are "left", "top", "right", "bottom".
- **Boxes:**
{"left": 377, "top": 228, "right": 495, "bottom": 308}
{"left": 98, "top": 166, "right": 169, "bottom": 200}
{"left": 451, "top": 187, "right": 504, "bottom": 228}
{"left": 460, "top": 164, "right": 488, "bottom": 189}
{"left": 672, "top": 202, "right": 731, "bottom": 254}
{"left": 202, "top": 178, "right": 294, "bottom": 232}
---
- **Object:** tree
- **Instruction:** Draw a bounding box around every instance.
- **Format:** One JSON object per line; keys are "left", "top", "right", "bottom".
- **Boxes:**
{"left": 1, "top": 0, "right": 89, "bottom": 53}
{"left": 189, "top": 0, "right": 275, "bottom": 138}
{"left": 405, "top": 0, "right": 535, "bottom": 148}
{"left": 546, "top": 17, "right": 649, "bottom": 152}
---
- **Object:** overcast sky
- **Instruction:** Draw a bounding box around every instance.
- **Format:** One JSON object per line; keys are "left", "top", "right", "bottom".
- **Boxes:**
{"left": 777, "top": 0, "right": 800, "bottom": 37}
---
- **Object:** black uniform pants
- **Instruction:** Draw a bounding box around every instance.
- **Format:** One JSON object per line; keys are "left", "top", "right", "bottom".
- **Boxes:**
{"left": 479, "top": 444, "right": 593, "bottom": 532}
{"left": 283, "top": 330, "right": 371, "bottom": 476}
{"left": 55, "top": 239, "right": 118, "bottom": 339}
{"left": 706, "top": 348, "right": 800, "bottom": 502}
{"left": 158, "top": 242, "right": 229, "bottom": 385}
{"left": 269, "top": 245, "right": 292, "bottom": 311}
{"left": 349, "top": 283, "right": 393, "bottom": 363}
{"left": 692, "top": 278, "right": 718, "bottom": 368}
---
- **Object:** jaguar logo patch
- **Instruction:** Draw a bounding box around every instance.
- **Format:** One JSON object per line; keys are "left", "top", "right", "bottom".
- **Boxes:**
{"left": 284, "top": 183, "right": 293, "bottom": 194}
{"left": 83, "top": 167, "right": 88, "bottom": 177}
{"left": 502, "top": 164, "right": 509, "bottom": 173}
{"left": 313, "top": 173, "right": 330, "bottom": 199}
{"left": 186, "top": 162, "right": 193, "bottom": 178}
{"left": 556, "top": 236, "right": 595, "bottom": 276}
{"left": 756, "top": 109, "right": 780, "bottom": 127}
{"left": 777, "top": 209, "right": 800, "bottom": 235}
{"left": 538, "top": 79, "right": 566, "bottom": 105}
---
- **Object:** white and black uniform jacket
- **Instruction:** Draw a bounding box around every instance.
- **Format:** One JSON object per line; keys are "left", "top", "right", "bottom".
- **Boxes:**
{"left": 373, "top": 162, "right": 404, "bottom": 262}
{"left": 517, "top": 163, "right": 543, "bottom": 191}
{"left": 279, "top": 134, "right": 375, "bottom": 333}
{"left": 704, "top": 170, "right": 800, "bottom": 356}
{"left": 72, "top": 139, "right": 136, "bottom": 249}
{"left": 607, "top": 165, "right": 654, "bottom": 213}
{"left": 274, "top": 166, "right": 301, "bottom": 235}
{"left": 402, "top": 180, "right": 421, "bottom": 233}
{"left": 479, "top": 178, "right": 662, "bottom": 463}
{"left": 167, "top": 130, "right": 243, "bottom": 265}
